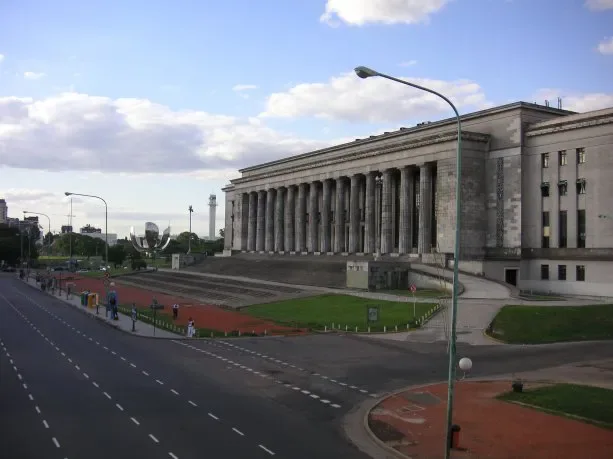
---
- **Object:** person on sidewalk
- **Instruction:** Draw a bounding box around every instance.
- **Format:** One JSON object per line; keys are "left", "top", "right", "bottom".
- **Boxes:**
{"left": 172, "top": 303, "right": 179, "bottom": 320}
{"left": 187, "top": 317, "right": 195, "bottom": 338}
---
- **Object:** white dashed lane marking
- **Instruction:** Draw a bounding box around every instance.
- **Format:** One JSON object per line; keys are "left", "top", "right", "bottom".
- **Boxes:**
{"left": 7, "top": 287, "right": 279, "bottom": 458}
{"left": 190, "top": 338, "right": 379, "bottom": 398}
{"left": 173, "top": 341, "right": 344, "bottom": 409}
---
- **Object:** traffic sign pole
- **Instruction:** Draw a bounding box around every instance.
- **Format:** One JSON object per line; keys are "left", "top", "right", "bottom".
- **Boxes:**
{"left": 410, "top": 284, "right": 417, "bottom": 322}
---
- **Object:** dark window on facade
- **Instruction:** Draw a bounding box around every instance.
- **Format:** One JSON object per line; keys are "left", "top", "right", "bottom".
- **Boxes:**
{"left": 559, "top": 210, "right": 568, "bottom": 248}
{"left": 576, "top": 178, "right": 586, "bottom": 195}
{"left": 541, "top": 182, "right": 550, "bottom": 197}
{"left": 558, "top": 180, "right": 568, "bottom": 196}
{"left": 577, "top": 209, "right": 586, "bottom": 248}
{"left": 558, "top": 265, "right": 567, "bottom": 281}
{"left": 541, "top": 153, "right": 549, "bottom": 168}
{"left": 576, "top": 265, "right": 586, "bottom": 282}
{"left": 542, "top": 211, "right": 550, "bottom": 248}
{"left": 559, "top": 150, "right": 567, "bottom": 166}
{"left": 577, "top": 147, "right": 586, "bottom": 164}
{"left": 541, "top": 264, "right": 549, "bottom": 280}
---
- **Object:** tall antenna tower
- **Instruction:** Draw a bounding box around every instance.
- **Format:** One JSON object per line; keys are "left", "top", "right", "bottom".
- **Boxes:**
{"left": 208, "top": 194, "right": 217, "bottom": 239}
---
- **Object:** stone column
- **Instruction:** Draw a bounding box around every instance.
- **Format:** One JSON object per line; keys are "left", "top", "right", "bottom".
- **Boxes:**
{"left": 274, "top": 187, "right": 285, "bottom": 252}
{"left": 364, "top": 172, "right": 376, "bottom": 253}
{"left": 334, "top": 177, "right": 345, "bottom": 252}
{"left": 308, "top": 182, "right": 319, "bottom": 252}
{"left": 321, "top": 179, "right": 332, "bottom": 252}
{"left": 418, "top": 164, "right": 433, "bottom": 254}
{"left": 380, "top": 170, "right": 393, "bottom": 254}
{"left": 284, "top": 186, "right": 295, "bottom": 252}
{"left": 256, "top": 190, "right": 266, "bottom": 251}
{"left": 247, "top": 192, "right": 257, "bottom": 251}
{"left": 399, "top": 167, "right": 414, "bottom": 254}
{"left": 297, "top": 183, "right": 307, "bottom": 252}
{"left": 265, "top": 189, "right": 275, "bottom": 252}
{"left": 348, "top": 174, "right": 360, "bottom": 253}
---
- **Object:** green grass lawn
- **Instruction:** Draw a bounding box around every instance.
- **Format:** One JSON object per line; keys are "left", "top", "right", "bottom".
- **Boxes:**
{"left": 487, "top": 304, "right": 613, "bottom": 344}
{"left": 243, "top": 294, "right": 438, "bottom": 331}
{"left": 498, "top": 383, "right": 613, "bottom": 429}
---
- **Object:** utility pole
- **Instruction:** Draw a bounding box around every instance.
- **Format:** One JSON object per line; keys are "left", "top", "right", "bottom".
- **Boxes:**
{"left": 188, "top": 205, "right": 194, "bottom": 254}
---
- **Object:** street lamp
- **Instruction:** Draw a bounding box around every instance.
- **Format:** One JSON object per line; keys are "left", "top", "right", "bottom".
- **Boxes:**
{"left": 188, "top": 205, "right": 194, "bottom": 254}
{"left": 355, "top": 65, "right": 463, "bottom": 459}
{"left": 23, "top": 211, "right": 51, "bottom": 256}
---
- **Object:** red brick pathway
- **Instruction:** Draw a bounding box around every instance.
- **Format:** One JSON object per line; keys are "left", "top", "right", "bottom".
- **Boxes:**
{"left": 55, "top": 274, "right": 303, "bottom": 336}
{"left": 369, "top": 380, "right": 613, "bottom": 459}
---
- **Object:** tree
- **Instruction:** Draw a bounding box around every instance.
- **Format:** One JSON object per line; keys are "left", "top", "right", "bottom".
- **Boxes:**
{"left": 108, "top": 245, "right": 127, "bottom": 268}
{"left": 219, "top": 228, "right": 225, "bottom": 239}
{"left": 0, "top": 224, "right": 22, "bottom": 265}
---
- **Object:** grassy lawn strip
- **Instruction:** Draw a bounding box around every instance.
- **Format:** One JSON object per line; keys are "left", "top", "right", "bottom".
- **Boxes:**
{"left": 498, "top": 383, "right": 613, "bottom": 429}
{"left": 487, "top": 304, "right": 613, "bottom": 344}
{"left": 243, "top": 294, "right": 438, "bottom": 331}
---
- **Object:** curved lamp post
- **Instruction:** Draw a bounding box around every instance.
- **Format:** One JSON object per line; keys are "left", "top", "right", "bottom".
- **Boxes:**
{"left": 23, "top": 211, "right": 51, "bottom": 256}
{"left": 354, "top": 65, "right": 463, "bottom": 459}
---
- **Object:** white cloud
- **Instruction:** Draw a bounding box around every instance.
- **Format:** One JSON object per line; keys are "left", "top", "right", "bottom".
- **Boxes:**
{"left": 534, "top": 89, "right": 613, "bottom": 113}
{"left": 399, "top": 60, "right": 418, "bottom": 67}
{"left": 597, "top": 37, "right": 613, "bottom": 54}
{"left": 0, "top": 54, "right": 4, "bottom": 63}
{"left": 585, "top": 0, "right": 613, "bottom": 10}
{"left": 24, "top": 71, "right": 46, "bottom": 80}
{"left": 232, "top": 84, "right": 258, "bottom": 92}
{"left": 320, "top": 0, "right": 450, "bottom": 26}
{"left": 0, "top": 92, "right": 333, "bottom": 174}
{"left": 260, "top": 71, "right": 492, "bottom": 123}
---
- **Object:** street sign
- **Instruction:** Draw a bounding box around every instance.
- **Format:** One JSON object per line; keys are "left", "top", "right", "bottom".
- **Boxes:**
{"left": 366, "top": 306, "right": 379, "bottom": 323}
{"left": 410, "top": 284, "right": 417, "bottom": 293}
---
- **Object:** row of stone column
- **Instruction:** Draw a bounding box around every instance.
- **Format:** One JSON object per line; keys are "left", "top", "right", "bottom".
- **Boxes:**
{"left": 244, "top": 164, "right": 434, "bottom": 254}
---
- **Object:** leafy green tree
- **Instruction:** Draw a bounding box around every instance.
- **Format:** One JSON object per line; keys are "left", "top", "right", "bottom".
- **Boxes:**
{"left": 108, "top": 245, "right": 127, "bottom": 268}
{"left": 0, "top": 224, "right": 22, "bottom": 265}
{"left": 219, "top": 228, "right": 225, "bottom": 239}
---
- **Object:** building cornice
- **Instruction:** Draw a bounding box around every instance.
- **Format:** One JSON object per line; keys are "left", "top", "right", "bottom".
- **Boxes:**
{"left": 239, "top": 101, "right": 572, "bottom": 174}
{"left": 526, "top": 113, "right": 613, "bottom": 137}
{"left": 230, "top": 131, "right": 489, "bottom": 186}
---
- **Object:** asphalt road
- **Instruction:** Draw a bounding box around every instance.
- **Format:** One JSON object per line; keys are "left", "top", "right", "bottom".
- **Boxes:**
{"left": 3, "top": 274, "right": 613, "bottom": 459}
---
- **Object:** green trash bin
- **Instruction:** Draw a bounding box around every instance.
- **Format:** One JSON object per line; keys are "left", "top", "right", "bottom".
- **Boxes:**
{"left": 80, "top": 292, "right": 88, "bottom": 306}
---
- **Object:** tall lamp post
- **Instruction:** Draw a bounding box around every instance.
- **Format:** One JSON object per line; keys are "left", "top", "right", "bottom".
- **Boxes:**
{"left": 354, "top": 66, "right": 463, "bottom": 459}
{"left": 65, "top": 192, "right": 109, "bottom": 299}
{"left": 23, "top": 211, "right": 52, "bottom": 256}
{"left": 188, "top": 205, "right": 194, "bottom": 254}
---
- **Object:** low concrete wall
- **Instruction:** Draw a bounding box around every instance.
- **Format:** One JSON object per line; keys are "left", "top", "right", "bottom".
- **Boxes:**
{"left": 408, "top": 269, "right": 454, "bottom": 293}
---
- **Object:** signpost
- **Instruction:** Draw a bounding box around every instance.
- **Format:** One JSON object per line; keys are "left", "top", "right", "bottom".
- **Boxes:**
{"left": 149, "top": 297, "right": 164, "bottom": 337}
{"left": 131, "top": 304, "right": 138, "bottom": 332}
{"left": 410, "top": 284, "right": 417, "bottom": 322}
{"left": 366, "top": 305, "right": 379, "bottom": 324}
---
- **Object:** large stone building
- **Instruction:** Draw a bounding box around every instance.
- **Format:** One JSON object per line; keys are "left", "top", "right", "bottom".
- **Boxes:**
{"left": 223, "top": 102, "right": 613, "bottom": 296}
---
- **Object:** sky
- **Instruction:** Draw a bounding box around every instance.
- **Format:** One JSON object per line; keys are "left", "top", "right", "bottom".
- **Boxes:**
{"left": 1, "top": 0, "right": 612, "bottom": 239}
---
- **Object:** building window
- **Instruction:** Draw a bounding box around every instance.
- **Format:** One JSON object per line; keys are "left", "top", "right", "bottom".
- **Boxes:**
{"left": 542, "top": 211, "right": 550, "bottom": 248}
{"left": 559, "top": 150, "right": 567, "bottom": 166}
{"left": 577, "top": 209, "right": 586, "bottom": 248}
{"left": 576, "top": 147, "right": 586, "bottom": 164}
{"left": 541, "top": 182, "right": 550, "bottom": 197}
{"left": 559, "top": 210, "right": 567, "bottom": 248}
{"left": 576, "top": 178, "right": 586, "bottom": 195}
{"left": 576, "top": 265, "right": 586, "bottom": 282}
{"left": 558, "top": 265, "right": 567, "bottom": 281}
{"left": 558, "top": 180, "right": 568, "bottom": 196}
{"left": 541, "top": 264, "right": 549, "bottom": 280}
{"left": 541, "top": 153, "right": 549, "bottom": 168}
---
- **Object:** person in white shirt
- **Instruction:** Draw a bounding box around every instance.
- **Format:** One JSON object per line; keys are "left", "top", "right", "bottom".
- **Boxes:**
{"left": 187, "top": 317, "right": 195, "bottom": 338}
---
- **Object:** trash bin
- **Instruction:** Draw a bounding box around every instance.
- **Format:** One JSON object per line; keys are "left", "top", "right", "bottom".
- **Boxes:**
{"left": 449, "top": 424, "right": 461, "bottom": 449}
{"left": 80, "top": 292, "right": 88, "bottom": 306}
{"left": 87, "top": 293, "right": 96, "bottom": 308}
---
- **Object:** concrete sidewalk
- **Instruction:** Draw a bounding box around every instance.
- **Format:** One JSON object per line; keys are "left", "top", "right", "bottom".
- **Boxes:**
{"left": 20, "top": 276, "right": 180, "bottom": 339}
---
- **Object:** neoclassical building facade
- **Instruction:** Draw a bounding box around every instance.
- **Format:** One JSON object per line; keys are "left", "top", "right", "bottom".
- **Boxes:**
{"left": 223, "top": 102, "right": 613, "bottom": 296}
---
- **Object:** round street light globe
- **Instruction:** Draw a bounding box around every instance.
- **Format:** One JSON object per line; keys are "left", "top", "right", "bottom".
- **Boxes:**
{"left": 459, "top": 357, "right": 473, "bottom": 372}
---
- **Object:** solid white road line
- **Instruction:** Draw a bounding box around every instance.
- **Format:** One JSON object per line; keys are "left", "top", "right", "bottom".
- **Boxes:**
{"left": 258, "top": 444, "right": 275, "bottom": 455}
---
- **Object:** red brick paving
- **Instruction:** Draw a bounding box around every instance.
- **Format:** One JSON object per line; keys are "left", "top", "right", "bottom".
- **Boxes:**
{"left": 54, "top": 274, "right": 303, "bottom": 336}
{"left": 369, "top": 380, "right": 613, "bottom": 459}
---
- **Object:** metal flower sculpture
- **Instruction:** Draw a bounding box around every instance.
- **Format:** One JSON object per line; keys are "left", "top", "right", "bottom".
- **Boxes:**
{"left": 130, "top": 222, "right": 172, "bottom": 254}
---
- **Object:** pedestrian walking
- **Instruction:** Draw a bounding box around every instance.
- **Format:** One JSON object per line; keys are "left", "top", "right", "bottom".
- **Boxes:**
{"left": 187, "top": 317, "right": 195, "bottom": 338}
{"left": 172, "top": 303, "right": 179, "bottom": 320}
